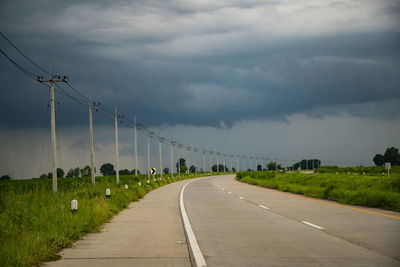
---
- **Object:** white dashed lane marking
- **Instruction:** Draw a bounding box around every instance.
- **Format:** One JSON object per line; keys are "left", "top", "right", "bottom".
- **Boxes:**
{"left": 302, "top": 221, "right": 324, "bottom": 230}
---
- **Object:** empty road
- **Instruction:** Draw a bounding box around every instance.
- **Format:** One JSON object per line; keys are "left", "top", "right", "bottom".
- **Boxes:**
{"left": 48, "top": 174, "right": 400, "bottom": 266}
{"left": 184, "top": 175, "right": 400, "bottom": 266}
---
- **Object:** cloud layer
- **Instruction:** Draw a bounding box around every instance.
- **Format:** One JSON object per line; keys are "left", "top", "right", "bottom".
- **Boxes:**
{"left": 1, "top": 0, "right": 399, "bottom": 127}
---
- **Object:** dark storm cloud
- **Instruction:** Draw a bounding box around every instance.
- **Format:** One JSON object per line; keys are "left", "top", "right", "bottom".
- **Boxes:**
{"left": 1, "top": 0, "right": 399, "bottom": 128}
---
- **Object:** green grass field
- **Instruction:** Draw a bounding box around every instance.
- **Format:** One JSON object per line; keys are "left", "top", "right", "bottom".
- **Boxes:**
{"left": 236, "top": 170, "right": 400, "bottom": 211}
{"left": 0, "top": 173, "right": 207, "bottom": 266}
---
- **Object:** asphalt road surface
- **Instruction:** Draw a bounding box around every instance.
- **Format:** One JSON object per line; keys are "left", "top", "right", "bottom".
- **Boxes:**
{"left": 184, "top": 175, "right": 400, "bottom": 266}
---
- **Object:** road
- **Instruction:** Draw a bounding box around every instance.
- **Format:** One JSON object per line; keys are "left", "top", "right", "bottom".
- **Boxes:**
{"left": 47, "top": 174, "right": 400, "bottom": 267}
{"left": 184, "top": 175, "right": 400, "bottom": 266}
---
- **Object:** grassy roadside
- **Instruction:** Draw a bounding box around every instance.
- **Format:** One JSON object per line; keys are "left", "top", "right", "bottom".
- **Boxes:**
{"left": 0, "top": 173, "right": 208, "bottom": 266}
{"left": 236, "top": 171, "right": 400, "bottom": 211}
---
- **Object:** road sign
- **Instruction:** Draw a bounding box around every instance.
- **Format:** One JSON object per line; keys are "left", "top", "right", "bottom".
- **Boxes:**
{"left": 150, "top": 168, "right": 156, "bottom": 175}
{"left": 385, "top": 162, "right": 391, "bottom": 170}
{"left": 385, "top": 162, "right": 391, "bottom": 177}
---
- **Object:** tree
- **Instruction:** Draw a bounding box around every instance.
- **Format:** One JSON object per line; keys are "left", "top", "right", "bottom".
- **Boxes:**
{"left": 384, "top": 147, "right": 400, "bottom": 165}
{"left": 66, "top": 168, "right": 74, "bottom": 177}
{"left": 57, "top": 168, "right": 64, "bottom": 178}
{"left": 163, "top": 167, "right": 169, "bottom": 174}
{"left": 211, "top": 164, "right": 228, "bottom": 172}
{"left": 100, "top": 163, "right": 115, "bottom": 176}
{"left": 189, "top": 165, "right": 197, "bottom": 173}
{"left": 0, "top": 175, "right": 11, "bottom": 180}
{"left": 73, "top": 167, "right": 80, "bottom": 177}
{"left": 268, "top": 162, "right": 277, "bottom": 171}
{"left": 80, "top": 165, "right": 91, "bottom": 177}
{"left": 40, "top": 173, "right": 47, "bottom": 179}
{"left": 130, "top": 169, "right": 141, "bottom": 175}
{"left": 257, "top": 164, "right": 262, "bottom": 171}
{"left": 232, "top": 167, "right": 236, "bottom": 172}
{"left": 47, "top": 172, "right": 52, "bottom": 179}
{"left": 176, "top": 158, "right": 186, "bottom": 173}
{"left": 119, "top": 169, "right": 130, "bottom": 175}
{"left": 373, "top": 154, "right": 385, "bottom": 166}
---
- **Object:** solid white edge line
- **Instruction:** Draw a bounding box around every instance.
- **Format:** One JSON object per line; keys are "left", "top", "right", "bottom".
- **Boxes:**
{"left": 180, "top": 182, "right": 207, "bottom": 267}
{"left": 301, "top": 221, "right": 324, "bottom": 230}
{"left": 258, "top": 205, "right": 269, "bottom": 210}
{"left": 239, "top": 196, "right": 245, "bottom": 200}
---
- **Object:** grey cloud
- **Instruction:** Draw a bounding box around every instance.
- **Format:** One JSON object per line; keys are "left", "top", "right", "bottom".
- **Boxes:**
{"left": 0, "top": 0, "right": 399, "bottom": 130}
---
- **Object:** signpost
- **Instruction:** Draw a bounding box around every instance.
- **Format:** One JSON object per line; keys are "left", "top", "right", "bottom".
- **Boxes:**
{"left": 385, "top": 162, "right": 391, "bottom": 177}
{"left": 151, "top": 168, "right": 156, "bottom": 182}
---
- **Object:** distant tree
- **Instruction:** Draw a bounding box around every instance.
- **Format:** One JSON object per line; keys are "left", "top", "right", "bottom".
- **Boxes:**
{"left": 130, "top": 169, "right": 141, "bottom": 175}
{"left": 180, "top": 165, "right": 188, "bottom": 173}
{"left": 73, "top": 167, "right": 80, "bottom": 177}
{"left": 268, "top": 162, "right": 276, "bottom": 171}
{"left": 66, "top": 168, "right": 74, "bottom": 177}
{"left": 80, "top": 165, "right": 91, "bottom": 177}
{"left": 100, "top": 163, "right": 115, "bottom": 176}
{"left": 257, "top": 164, "right": 262, "bottom": 171}
{"left": 232, "top": 167, "right": 236, "bottom": 172}
{"left": 189, "top": 165, "right": 197, "bottom": 173}
{"left": 176, "top": 158, "right": 186, "bottom": 173}
{"left": 57, "top": 168, "right": 64, "bottom": 178}
{"left": 40, "top": 173, "right": 47, "bottom": 179}
{"left": 0, "top": 175, "right": 11, "bottom": 180}
{"left": 47, "top": 172, "right": 52, "bottom": 179}
{"left": 211, "top": 164, "right": 228, "bottom": 172}
{"left": 163, "top": 167, "right": 169, "bottom": 174}
{"left": 119, "top": 169, "right": 130, "bottom": 175}
{"left": 384, "top": 147, "right": 400, "bottom": 165}
{"left": 373, "top": 154, "right": 385, "bottom": 166}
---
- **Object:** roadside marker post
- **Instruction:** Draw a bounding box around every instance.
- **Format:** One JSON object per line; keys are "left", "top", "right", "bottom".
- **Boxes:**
{"left": 71, "top": 200, "right": 78, "bottom": 214}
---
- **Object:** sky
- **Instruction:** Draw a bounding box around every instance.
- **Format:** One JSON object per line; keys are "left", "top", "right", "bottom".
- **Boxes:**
{"left": 0, "top": 0, "right": 399, "bottom": 178}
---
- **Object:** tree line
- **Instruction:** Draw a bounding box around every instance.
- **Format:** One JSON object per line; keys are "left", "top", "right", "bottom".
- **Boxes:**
{"left": 373, "top": 147, "right": 400, "bottom": 166}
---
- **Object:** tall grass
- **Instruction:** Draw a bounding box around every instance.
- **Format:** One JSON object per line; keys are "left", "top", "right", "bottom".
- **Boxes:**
{"left": 236, "top": 171, "right": 400, "bottom": 211}
{"left": 0, "top": 174, "right": 199, "bottom": 266}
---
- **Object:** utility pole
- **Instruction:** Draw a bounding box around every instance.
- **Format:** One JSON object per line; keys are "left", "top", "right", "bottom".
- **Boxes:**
{"left": 170, "top": 141, "right": 175, "bottom": 178}
{"left": 147, "top": 132, "right": 151, "bottom": 183}
{"left": 134, "top": 117, "right": 138, "bottom": 177}
{"left": 38, "top": 74, "right": 67, "bottom": 192}
{"left": 193, "top": 147, "right": 197, "bottom": 173}
{"left": 230, "top": 155, "right": 233, "bottom": 172}
{"left": 236, "top": 155, "right": 239, "bottom": 172}
{"left": 202, "top": 149, "right": 206, "bottom": 173}
{"left": 89, "top": 94, "right": 95, "bottom": 185}
{"left": 223, "top": 154, "right": 226, "bottom": 173}
{"left": 177, "top": 144, "right": 182, "bottom": 176}
{"left": 159, "top": 136, "right": 163, "bottom": 179}
{"left": 256, "top": 157, "right": 258, "bottom": 171}
{"left": 209, "top": 151, "right": 213, "bottom": 172}
{"left": 114, "top": 107, "right": 120, "bottom": 184}
{"left": 243, "top": 155, "right": 246, "bottom": 170}
{"left": 187, "top": 146, "right": 190, "bottom": 173}
{"left": 216, "top": 152, "right": 219, "bottom": 173}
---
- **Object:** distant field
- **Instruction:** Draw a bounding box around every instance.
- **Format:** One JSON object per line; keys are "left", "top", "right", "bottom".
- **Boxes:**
{"left": 0, "top": 173, "right": 205, "bottom": 266}
{"left": 236, "top": 170, "right": 400, "bottom": 211}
